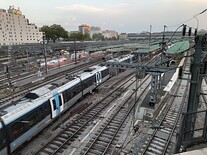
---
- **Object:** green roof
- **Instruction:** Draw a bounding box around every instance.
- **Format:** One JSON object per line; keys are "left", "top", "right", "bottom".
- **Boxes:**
{"left": 137, "top": 44, "right": 161, "bottom": 54}
{"left": 165, "top": 40, "right": 190, "bottom": 55}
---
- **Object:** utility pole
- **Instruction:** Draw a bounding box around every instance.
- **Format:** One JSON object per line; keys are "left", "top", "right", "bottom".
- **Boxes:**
{"left": 74, "top": 38, "right": 77, "bottom": 64}
{"left": 7, "top": 46, "right": 13, "bottom": 90}
{"left": 42, "top": 35, "right": 48, "bottom": 74}
{"left": 26, "top": 49, "right": 30, "bottom": 72}
{"left": 149, "top": 25, "right": 152, "bottom": 52}
{"left": 161, "top": 25, "right": 167, "bottom": 63}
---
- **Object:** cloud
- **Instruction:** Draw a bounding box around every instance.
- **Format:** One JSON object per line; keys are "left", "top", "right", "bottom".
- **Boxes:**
{"left": 56, "top": 4, "right": 104, "bottom": 13}
{"left": 72, "top": 17, "right": 76, "bottom": 22}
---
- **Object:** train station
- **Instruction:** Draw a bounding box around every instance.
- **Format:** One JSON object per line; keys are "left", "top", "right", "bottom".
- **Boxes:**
{"left": 0, "top": 3, "right": 207, "bottom": 155}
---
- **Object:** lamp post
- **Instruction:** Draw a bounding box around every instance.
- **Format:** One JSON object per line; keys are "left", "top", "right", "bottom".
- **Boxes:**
{"left": 193, "top": 9, "right": 207, "bottom": 30}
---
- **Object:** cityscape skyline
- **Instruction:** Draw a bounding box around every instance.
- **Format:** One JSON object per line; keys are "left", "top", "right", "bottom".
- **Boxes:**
{"left": 1, "top": 0, "right": 207, "bottom": 33}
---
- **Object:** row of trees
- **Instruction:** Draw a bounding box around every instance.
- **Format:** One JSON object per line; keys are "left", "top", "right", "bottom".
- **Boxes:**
{"left": 40, "top": 24, "right": 117, "bottom": 42}
{"left": 41, "top": 24, "right": 68, "bottom": 42}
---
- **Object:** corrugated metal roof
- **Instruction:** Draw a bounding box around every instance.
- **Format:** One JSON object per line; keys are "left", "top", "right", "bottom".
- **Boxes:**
{"left": 137, "top": 44, "right": 161, "bottom": 53}
{"left": 165, "top": 40, "right": 190, "bottom": 55}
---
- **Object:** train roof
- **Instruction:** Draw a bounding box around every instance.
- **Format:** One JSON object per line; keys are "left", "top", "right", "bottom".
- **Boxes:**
{"left": 107, "top": 54, "right": 133, "bottom": 63}
{"left": 1, "top": 65, "right": 107, "bottom": 125}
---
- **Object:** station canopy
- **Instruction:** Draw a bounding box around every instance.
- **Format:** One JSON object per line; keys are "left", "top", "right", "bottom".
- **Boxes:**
{"left": 136, "top": 44, "right": 161, "bottom": 54}
{"left": 165, "top": 40, "right": 190, "bottom": 55}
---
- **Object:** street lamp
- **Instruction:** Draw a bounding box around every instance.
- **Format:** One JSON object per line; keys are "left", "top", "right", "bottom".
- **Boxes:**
{"left": 193, "top": 9, "right": 207, "bottom": 30}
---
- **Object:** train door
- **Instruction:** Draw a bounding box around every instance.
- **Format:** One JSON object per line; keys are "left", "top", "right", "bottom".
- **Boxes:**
{"left": 96, "top": 71, "right": 102, "bottom": 84}
{"left": 50, "top": 91, "right": 64, "bottom": 118}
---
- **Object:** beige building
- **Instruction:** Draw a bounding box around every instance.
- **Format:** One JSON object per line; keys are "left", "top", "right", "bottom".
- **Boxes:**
{"left": 0, "top": 6, "right": 43, "bottom": 45}
{"left": 119, "top": 33, "right": 127, "bottom": 40}
{"left": 102, "top": 30, "right": 118, "bottom": 39}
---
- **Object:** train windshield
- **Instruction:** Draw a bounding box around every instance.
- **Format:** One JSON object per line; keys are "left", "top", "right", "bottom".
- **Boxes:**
{"left": 24, "top": 93, "right": 39, "bottom": 100}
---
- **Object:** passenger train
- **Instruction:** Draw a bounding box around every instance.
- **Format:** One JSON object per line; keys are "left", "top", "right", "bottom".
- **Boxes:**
{"left": 0, "top": 65, "right": 109, "bottom": 155}
{"left": 0, "top": 54, "right": 133, "bottom": 155}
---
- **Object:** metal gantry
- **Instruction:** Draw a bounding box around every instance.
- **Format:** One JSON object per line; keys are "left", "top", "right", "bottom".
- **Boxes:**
{"left": 106, "top": 61, "right": 175, "bottom": 106}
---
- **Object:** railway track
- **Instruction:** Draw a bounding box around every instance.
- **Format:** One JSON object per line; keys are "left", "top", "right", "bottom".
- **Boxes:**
{"left": 32, "top": 52, "right": 160, "bottom": 155}
{"left": 0, "top": 58, "right": 103, "bottom": 105}
{"left": 138, "top": 58, "right": 191, "bottom": 155}
{"left": 33, "top": 70, "right": 151, "bottom": 155}
{"left": 81, "top": 76, "right": 151, "bottom": 155}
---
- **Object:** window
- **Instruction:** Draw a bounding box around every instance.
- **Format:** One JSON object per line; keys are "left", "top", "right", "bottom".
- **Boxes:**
{"left": 10, "top": 111, "right": 38, "bottom": 140}
{"left": 0, "top": 128, "right": 7, "bottom": 150}
{"left": 58, "top": 96, "right": 62, "bottom": 106}
{"left": 101, "top": 69, "right": 109, "bottom": 78}
{"left": 62, "top": 91, "right": 68, "bottom": 103}
{"left": 9, "top": 101, "right": 50, "bottom": 142}
{"left": 82, "top": 75, "right": 96, "bottom": 89}
{"left": 52, "top": 99, "right": 56, "bottom": 110}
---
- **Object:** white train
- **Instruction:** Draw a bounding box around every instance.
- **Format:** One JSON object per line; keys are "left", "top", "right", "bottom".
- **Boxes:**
{"left": 0, "top": 54, "right": 134, "bottom": 155}
{"left": 0, "top": 65, "right": 109, "bottom": 155}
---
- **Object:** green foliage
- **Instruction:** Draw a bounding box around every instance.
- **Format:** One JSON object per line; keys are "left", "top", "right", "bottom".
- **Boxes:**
{"left": 92, "top": 33, "right": 104, "bottom": 40}
{"left": 41, "top": 24, "right": 68, "bottom": 42}
{"left": 68, "top": 32, "right": 91, "bottom": 41}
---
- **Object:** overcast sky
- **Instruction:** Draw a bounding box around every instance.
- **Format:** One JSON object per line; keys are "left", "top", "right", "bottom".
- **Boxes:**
{"left": 1, "top": 0, "right": 207, "bottom": 33}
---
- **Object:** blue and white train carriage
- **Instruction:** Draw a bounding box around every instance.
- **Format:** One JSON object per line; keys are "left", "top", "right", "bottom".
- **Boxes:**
{"left": 0, "top": 65, "right": 109, "bottom": 155}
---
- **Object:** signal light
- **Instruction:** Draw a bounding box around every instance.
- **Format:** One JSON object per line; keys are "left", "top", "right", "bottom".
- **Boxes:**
{"left": 182, "top": 25, "right": 186, "bottom": 36}
{"left": 188, "top": 27, "right": 192, "bottom": 36}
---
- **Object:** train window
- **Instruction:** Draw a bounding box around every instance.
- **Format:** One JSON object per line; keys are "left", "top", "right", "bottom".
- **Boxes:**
{"left": 38, "top": 101, "right": 50, "bottom": 120}
{"left": 58, "top": 96, "right": 62, "bottom": 106}
{"left": 82, "top": 79, "right": 88, "bottom": 90}
{"left": 0, "top": 128, "right": 7, "bottom": 150}
{"left": 9, "top": 101, "right": 51, "bottom": 142}
{"left": 101, "top": 69, "right": 109, "bottom": 78}
{"left": 67, "top": 89, "right": 73, "bottom": 100}
{"left": 52, "top": 99, "right": 56, "bottom": 110}
{"left": 62, "top": 90, "right": 69, "bottom": 103}
{"left": 76, "top": 83, "right": 82, "bottom": 94}
{"left": 10, "top": 110, "right": 39, "bottom": 140}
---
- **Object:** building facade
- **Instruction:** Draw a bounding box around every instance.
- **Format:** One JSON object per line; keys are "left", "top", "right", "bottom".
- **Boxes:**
{"left": 0, "top": 6, "right": 43, "bottom": 45}
{"left": 90, "top": 26, "right": 101, "bottom": 37}
{"left": 119, "top": 33, "right": 127, "bottom": 40}
{"left": 102, "top": 30, "right": 118, "bottom": 39}
{"left": 78, "top": 24, "right": 91, "bottom": 35}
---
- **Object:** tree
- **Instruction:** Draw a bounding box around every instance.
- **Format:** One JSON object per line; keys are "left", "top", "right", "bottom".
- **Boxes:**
{"left": 83, "top": 32, "right": 91, "bottom": 40}
{"left": 92, "top": 33, "right": 104, "bottom": 40}
{"left": 68, "top": 32, "right": 91, "bottom": 41}
{"left": 41, "top": 25, "right": 53, "bottom": 41}
{"left": 68, "top": 32, "right": 84, "bottom": 41}
{"left": 41, "top": 24, "right": 68, "bottom": 42}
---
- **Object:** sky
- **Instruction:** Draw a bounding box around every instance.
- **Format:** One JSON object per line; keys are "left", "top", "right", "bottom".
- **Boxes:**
{"left": 1, "top": 0, "right": 207, "bottom": 33}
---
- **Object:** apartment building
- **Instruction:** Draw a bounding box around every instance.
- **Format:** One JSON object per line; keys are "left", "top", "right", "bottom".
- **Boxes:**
{"left": 0, "top": 6, "right": 43, "bottom": 45}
